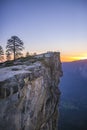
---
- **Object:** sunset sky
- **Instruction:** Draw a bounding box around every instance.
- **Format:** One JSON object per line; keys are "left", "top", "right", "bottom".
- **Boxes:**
{"left": 0, "top": 0, "right": 87, "bottom": 62}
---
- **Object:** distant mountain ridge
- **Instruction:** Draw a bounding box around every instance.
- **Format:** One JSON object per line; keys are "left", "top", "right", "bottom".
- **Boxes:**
{"left": 62, "top": 59, "right": 87, "bottom": 78}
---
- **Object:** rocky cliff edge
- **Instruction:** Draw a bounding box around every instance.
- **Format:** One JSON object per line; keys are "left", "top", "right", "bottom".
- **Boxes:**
{"left": 0, "top": 52, "right": 63, "bottom": 130}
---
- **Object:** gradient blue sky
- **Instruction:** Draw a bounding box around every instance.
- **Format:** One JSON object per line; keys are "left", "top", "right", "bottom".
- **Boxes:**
{"left": 0, "top": 0, "right": 87, "bottom": 61}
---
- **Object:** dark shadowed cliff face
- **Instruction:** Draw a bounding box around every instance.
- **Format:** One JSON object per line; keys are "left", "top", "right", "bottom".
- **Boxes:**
{"left": 0, "top": 52, "right": 63, "bottom": 130}
{"left": 58, "top": 61, "right": 87, "bottom": 130}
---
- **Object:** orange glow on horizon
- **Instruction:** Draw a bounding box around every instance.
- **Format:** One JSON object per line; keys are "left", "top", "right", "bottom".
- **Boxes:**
{"left": 61, "top": 54, "right": 87, "bottom": 62}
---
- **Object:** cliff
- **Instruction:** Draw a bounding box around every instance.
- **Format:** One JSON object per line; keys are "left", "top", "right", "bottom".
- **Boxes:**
{"left": 0, "top": 52, "right": 63, "bottom": 130}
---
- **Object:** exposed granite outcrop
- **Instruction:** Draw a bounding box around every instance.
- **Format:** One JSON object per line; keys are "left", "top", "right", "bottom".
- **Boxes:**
{"left": 0, "top": 52, "right": 63, "bottom": 130}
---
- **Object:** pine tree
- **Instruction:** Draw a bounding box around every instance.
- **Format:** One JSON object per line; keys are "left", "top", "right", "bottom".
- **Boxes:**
{"left": 6, "top": 36, "right": 24, "bottom": 60}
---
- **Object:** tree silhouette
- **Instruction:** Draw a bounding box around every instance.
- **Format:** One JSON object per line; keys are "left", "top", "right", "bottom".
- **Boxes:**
{"left": 6, "top": 36, "right": 24, "bottom": 60}
{"left": 0, "top": 45, "right": 4, "bottom": 62}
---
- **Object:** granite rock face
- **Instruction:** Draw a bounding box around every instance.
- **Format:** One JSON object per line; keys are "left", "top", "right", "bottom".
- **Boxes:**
{"left": 0, "top": 52, "right": 63, "bottom": 130}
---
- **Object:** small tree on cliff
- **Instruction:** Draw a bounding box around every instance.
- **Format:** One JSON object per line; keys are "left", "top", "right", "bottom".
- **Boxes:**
{"left": 26, "top": 51, "right": 30, "bottom": 57}
{"left": 6, "top": 36, "right": 24, "bottom": 61}
{"left": 0, "top": 45, "right": 4, "bottom": 62}
{"left": 6, "top": 51, "right": 11, "bottom": 61}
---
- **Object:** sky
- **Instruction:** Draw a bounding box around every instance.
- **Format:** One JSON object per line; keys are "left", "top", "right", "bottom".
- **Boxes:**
{"left": 0, "top": 0, "right": 87, "bottom": 61}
